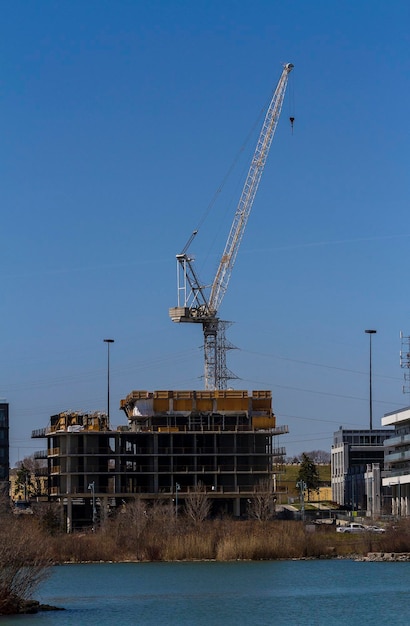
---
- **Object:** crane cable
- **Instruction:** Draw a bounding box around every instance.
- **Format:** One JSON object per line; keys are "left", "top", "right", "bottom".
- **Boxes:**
{"left": 288, "top": 69, "right": 296, "bottom": 133}
{"left": 183, "top": 94, "right": 273, "bottom": 283}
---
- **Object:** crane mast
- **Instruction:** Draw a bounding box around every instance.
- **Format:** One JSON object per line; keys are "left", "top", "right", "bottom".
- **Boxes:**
{"left": 169, "top": 62, "right": 294, "bottom": 390}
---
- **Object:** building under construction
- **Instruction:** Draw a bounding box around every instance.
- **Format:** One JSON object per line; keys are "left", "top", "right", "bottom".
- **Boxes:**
{"left": 32, "top": 389, "right": 287, "bottom": 530}
{"left": 29, "top": 66, "right": 295, "bottom": 531}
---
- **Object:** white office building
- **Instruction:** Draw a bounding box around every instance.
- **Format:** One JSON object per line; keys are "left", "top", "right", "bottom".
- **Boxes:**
{"left": 382, "top": 407, "right": 410, "bottom": 517}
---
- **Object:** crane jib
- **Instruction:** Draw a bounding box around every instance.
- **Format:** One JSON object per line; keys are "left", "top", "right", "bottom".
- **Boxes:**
{"left": 169, "top": 62, "right": 294, "bottom": 390}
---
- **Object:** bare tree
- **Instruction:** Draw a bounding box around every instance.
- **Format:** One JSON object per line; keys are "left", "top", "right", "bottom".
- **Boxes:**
{"left": 285, "top": 451, "right": 330, "bottom": 465}
{"left": 306, "top": 450, "right": 330, "bottom": 464}
{"left": 0, "top": 519, "right": 52, "bottom": 615}
{"left": 149, "top": 500, "right": 176, "bottom": 527}
{"left": 247, "top": 479, "right": 276, "bottom": 522}
{"left": 36, "top": 502, "right": 64, "bottom": 535}
{"left": 285, "top": 455, "right": 301, "bottom": 464}
{"left": 14, "top": 455, "right": 47, "bottom": 499}
{"left": 273, "top": 454, "right": 286, "bottom": 468}
{"left": 13, "top": 465, "right": 33, "bottom": 501}
{"left": 184, "top": 482, "right": 211, "bottom": 524}
{"left": 119, "top": 498, "right": 148, "bottom": 539}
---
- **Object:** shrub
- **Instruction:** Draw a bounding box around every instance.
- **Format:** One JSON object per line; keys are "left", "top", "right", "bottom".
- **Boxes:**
{"left": 0, "top": 518, "right": 52, "bottom": 615}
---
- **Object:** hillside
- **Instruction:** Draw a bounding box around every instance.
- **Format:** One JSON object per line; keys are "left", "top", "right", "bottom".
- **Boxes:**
{"left": 275, "top": 464, "right": 331, "bottom": 501}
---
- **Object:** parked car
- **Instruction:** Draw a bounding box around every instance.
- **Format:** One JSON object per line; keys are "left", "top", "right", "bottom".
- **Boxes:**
{"left": 337, "top": 522, "right": 367, "bottom": 533}
{"left": 366, "top": 525, "right": 386, "bottom": 533}
{"left": 12, "top": 500, "right": 33, "bottom": 515}
{"left": 337, "top": 522, "right": 385, "bottom": 533}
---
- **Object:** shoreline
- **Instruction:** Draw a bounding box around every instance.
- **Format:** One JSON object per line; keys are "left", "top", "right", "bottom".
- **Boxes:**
{"left": 58, "top": 551, "right": 410, "bottom": 565}
{"left": 1, "top": 601, "right": 65, "bottom": 616}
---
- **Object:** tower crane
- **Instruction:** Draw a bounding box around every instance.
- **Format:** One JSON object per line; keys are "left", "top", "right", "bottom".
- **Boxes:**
{"left": 169, "top": 62, "right": 294, "bottom": 390}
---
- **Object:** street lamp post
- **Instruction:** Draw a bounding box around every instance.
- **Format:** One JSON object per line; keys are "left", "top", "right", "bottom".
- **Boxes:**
{"left": 103, "top": 339, "right": 114, "bottom": 430}
{"left": 296, "top": 480, "right": 306, "bottom": 521}
{"left": 88, "top": 481, "right": 97, "bottom": 529}
{"left": 365, "top": 330, "right": 377, "bottom": 430}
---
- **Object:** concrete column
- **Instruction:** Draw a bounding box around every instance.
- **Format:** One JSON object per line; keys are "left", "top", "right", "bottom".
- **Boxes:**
{"left": 233, "top": 497, "right": 241, "bottom": 517}
{"left": 66, "top": 496, "right": 72, "bottom": 534}
{"left": 153, "top": 434, "right": 158, "bottom": 493}
{"left": 102, "top": 496, "right": 109, "bottom": 523}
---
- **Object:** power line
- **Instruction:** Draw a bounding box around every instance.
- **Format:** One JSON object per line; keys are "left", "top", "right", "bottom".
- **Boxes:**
{"left": 240, "top": 348, "right": 401, "bottom": 381}
{"left": 242, "top": 377, "right": 402, "bottom": 407}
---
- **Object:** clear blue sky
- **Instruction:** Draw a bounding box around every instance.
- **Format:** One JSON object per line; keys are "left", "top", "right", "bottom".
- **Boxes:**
{"left": 1, "top": 0, "right": 410, "bottom": 466}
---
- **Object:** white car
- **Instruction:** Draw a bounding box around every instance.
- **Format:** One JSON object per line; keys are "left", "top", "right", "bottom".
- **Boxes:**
{"left": 336, "top": 523, "right": 367, "bottom": 533}
{"left": 366, "top": 525, "right": 386, "bottom": 534}
{"left": 337, "top": 522, "right": 385, "bottom": 533}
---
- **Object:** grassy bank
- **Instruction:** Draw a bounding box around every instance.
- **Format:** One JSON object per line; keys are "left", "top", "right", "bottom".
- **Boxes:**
{"left": 277, "top": 463, "right": 331, "bottom": 500}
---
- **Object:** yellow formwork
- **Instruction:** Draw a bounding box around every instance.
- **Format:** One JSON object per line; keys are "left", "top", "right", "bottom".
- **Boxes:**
{"left": 215, "top": 390, "right": 249, "bottom": 412}
{"left": 251, "top": 399, "right": 272, "bottom": 411}
{"left": 251, "top": 391, "right": 272, "bottom": 412}
{"left": 215, "top": 390, "right": 248, "bottom": 398}
{"left": 252, "top": 416, "right": 276, "bottom": 430}
{"left": 154, "top": 390, "right": 174, "bottom": 398}
{"left": 196, "top": 391, "right": 214, "bottom": 398}
{"left": 173, "top": 391, "right": 195, "bottom": 399}
{"left": 153, "top": 398, "right": 169, "bottom": 412}
{"left": 152, "top": 391, "right": 173, "bottom": 413}
{"left": 120, "top": 389, "right": 274, "bottom": 416}
{"left": 196, "top": 398, "right": 214, "bottom": 411}
{"left": 158, "top": 427, "right": 179, "bottom": 432}
{"left": 173, "top": 399, "right": 195, "bottom": 411}
{"left": 88, "top": 423, "right": 102, "bottom": 431}
{"left": 173, "top": 391, "right": 195, "bottom": 412}
{"left": 252, "top": 390, "right": 272, "bottom": 399}
{"left": 131, "top": 390, "right": 152, "bottom": 399}
{"left": 121, "top": 390, "right": 153, "bottom": 408}
{"left": 195, "top": 390, "right": 214, "bottom": 411}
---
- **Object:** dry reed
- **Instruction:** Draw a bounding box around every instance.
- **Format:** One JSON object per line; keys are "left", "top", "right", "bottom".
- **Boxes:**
{"left": 4, "top": 505, "right": 409, "bottom": 570}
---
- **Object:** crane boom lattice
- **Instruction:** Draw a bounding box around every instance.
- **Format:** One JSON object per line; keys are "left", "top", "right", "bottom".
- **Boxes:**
{"left": 169, "top": 63, "right": 294, "bottom": 390}
{"left": 209, "top": 63, "right": 293, "bottom": 313}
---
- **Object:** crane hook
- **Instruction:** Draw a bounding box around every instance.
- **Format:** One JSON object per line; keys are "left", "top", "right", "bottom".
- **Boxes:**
{"left": 289, "top": 116, "right": 295, "bottom": 134}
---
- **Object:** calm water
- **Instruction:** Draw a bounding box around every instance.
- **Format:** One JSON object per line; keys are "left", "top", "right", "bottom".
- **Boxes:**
{"left": 2, "top": 560, "right": 410, "bottom": 625}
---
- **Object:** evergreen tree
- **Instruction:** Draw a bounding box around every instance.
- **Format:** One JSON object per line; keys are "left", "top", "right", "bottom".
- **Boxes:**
{"left": 297, "top": 453, "right": 320, "bottom": 499}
